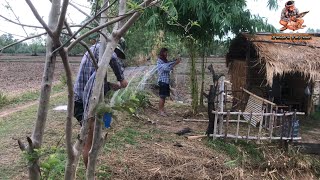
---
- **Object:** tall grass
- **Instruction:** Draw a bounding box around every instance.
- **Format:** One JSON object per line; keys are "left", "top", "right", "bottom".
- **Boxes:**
{"left": 0, "top": 91, "right": 9, "bottom": 108}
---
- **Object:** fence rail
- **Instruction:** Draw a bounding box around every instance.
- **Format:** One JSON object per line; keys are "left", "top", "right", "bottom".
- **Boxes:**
{"left": 211, "top": 110, "right": 303, "bottom": 143}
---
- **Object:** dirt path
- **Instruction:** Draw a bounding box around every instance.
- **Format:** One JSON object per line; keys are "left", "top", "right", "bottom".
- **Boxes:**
{"left": 0, "top": 92, "right": 65, "bottom": 118}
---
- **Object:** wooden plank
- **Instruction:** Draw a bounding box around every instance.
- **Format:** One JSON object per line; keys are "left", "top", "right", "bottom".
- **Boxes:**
{"left": 236, "top": 110, "right": 241, "bottom": 142}
{"left": 242, "top": 88, "right": 276, "bottom": 105}
{"left": 224, "top": 111, "right": 230, "bottom": 141}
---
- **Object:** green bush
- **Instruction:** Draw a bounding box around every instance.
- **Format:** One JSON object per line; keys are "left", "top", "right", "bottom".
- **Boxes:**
{"left": 0, "top": 91, "right": 9, "bottom": 108}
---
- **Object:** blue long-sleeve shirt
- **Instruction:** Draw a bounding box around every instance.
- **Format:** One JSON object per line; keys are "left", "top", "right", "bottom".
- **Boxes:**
{"left": 157, "top": 58, "right": 176, "bottom": 84}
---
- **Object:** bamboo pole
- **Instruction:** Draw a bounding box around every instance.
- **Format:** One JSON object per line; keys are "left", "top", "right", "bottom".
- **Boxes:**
{"left": 280, "top": 109, "right": 284, "bottom": 147}
{"left": 183, "top": 119, "right": 247, "bottom": 123}
{"left": 269, "top": 111, "right": 275, "bottom": 143}
{"left": 269, "top": 104, "right": 274, "bottom": 130}
{"left": 235, "top": 110, "right": 241, "bottom": 142}
{"left": 219, "top": 76, "right": 225, "bottom": 112}
{"left": 292, "top": 110, "right": 297, "bottom": 141}
{"left": 242, "top": 88, "right": 276, "bottom": 106}
{"left": 218, "top": 114, "right": 223, "bottom": 135}
{"left": 213, "top": 111, "right": 218, "bottom": 140}
{"left": 257, "top": 107, "right": 264, "bottom": 143}
{"left": 247, "top": 112, "right": 253, "bottom": 143}
{"left": 224, "top": 110, "right": 230, "bottom": 141}
{"left": 210, "top": 134, "right": 301, "bottom": 140}
{"left": 211, "top": 111, "right": 305, "bottom": 116}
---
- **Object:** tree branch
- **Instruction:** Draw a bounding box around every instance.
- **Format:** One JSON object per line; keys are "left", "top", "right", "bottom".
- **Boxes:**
{"left": 0, "top": 33, "right": 46, "bottom": 52}
{"left": 51, "top": 0, "right": 118, "bottom": 55}
{"left": 116, "top": 0, "right": 160, "bottom": 35}
{"left": 55, "top": 0, "right": 70, "bottom": 35}
{"left": 69, "top": 1, "right": 99, "bottom": 24}
{"left": 25, "top": 0, "right": 54, "bottom": 38}
{"left": 0, "top": 14, "right": 43, "bottom": 29}
{"left": 65, "top": 13, "right": 132, "bottom": 52}
{"left": 64, "top": 21, "right": 98, "bottom": 69}
{"left": 4, "top": 0, "right": 29, "bottom": 37}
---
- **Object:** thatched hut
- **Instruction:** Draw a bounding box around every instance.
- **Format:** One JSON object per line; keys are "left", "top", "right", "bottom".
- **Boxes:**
{"left": 227, "top": 32, "right": 320, "bottom": 114}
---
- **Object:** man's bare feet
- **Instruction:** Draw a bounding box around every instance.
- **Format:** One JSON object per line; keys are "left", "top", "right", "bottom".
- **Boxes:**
{"left": 280, "top": 26, "right": 287, "bottom": 31}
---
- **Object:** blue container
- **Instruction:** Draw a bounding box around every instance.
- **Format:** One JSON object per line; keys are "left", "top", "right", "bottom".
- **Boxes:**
{"left": 103, "top": 113, "right": 112, "bottom": 128}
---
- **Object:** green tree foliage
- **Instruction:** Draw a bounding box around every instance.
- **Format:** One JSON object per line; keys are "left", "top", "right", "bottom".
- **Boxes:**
{"left": 0, "top": 33, "right": 46, "bottom": 55}
{"left": 29, "top": 34, "right": 46, "bottom": 56}
{"left": 0, "top": 34, "right": 19, "bottom": 53}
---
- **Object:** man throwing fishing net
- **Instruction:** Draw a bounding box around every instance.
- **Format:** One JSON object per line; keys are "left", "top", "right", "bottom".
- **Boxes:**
{"left": 279, "top": 1, "right": 307, "bottom": 31}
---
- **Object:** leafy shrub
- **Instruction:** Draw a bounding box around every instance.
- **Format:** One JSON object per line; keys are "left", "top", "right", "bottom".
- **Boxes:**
{"left": 0, "top": 91, "right": 9, "bottom": 108}
{"left": 23, "top": 147, "right": 66, "bottom": 180}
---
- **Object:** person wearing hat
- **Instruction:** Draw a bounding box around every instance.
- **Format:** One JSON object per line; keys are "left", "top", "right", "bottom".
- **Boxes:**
{"left": 279, "top": 1, "right": 305, "bottom": 31}
{"left": 73, "top": 37, "right": 128, "bottom": 167}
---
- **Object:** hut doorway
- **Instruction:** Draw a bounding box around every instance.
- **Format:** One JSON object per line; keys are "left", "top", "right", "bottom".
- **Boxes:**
{"left": 271, "top": 73, "right": 311, "bottom": 112}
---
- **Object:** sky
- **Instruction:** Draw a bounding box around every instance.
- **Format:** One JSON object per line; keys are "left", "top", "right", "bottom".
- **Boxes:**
{"left": 0, "top": 0, "right": 91, "bottom": 40}
{"left": 0, "top": 0, "right": 319, "bottom": 41}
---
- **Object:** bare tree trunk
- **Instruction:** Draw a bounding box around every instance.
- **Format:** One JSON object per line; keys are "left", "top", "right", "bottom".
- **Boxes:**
{"left": 27, "top": 0, "right": 61, "bottom": 179}
{"left": 62, "top": 44, "right": 76, "bottom": 179}
{"left": 86, "top": 0, "right": 109, "bottom": 179}
{"left": 199, "top": 50, "right": 205, "bottom": 107}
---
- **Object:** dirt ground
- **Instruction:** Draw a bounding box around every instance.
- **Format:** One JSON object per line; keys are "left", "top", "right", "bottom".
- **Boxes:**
{"left": 0, "top": 55, "right": 80, "bottom": 96}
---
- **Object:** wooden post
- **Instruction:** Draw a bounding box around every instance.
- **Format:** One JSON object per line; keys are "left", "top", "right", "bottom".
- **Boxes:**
{"left": 206, "top": 85, "right": 215, "bottom": 135}
{"left": 269, "top": 111, "right": 275, "bottom": 143}
{"left": 213, "top": 111, "right": 218, "bottom": 140}
{"left": 235, "top": 110, "right": 241, "bottom": 142}
{"left": 218, "top": 77, "right": 224, "bottom": 135}
{"left": 218, "top": 114, "right": 223, "bottom": 135}
{"left": 257, "top": 107, "right": 265, "bottom": 144}
{"left": 224, "top": 110, "right": 230, "bottom": 141}
{"left": 224, "top": 84, "right": 227, "bottom": 110}
{"left": 269, "top": 104, "right": 274, "bottom": 130}
{"left": 219, "top": 76, "right": 225, "bottom": 112}
{"left": 292, "top": 109, "right": 297, "bottom": 141}
{"left": 247, "top": 112, "right": 253, "bottom": 143}
{"left": 280, "top": 109, "right": 284, "bottom": 147}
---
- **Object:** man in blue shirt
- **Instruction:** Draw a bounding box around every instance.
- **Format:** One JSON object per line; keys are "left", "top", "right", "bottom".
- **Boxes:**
{"left": 157, "top": 48, "right": 181, "bottom": 116}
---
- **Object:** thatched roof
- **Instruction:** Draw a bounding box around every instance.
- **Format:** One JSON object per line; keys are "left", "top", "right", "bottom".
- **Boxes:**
{"left": 227, "top": 32, "right": 320, "bottom": 85}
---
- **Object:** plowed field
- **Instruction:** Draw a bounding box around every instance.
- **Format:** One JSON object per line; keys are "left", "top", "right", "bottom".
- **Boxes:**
{"left": 0, "top": 55, "right": 80, "bottom": 96}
